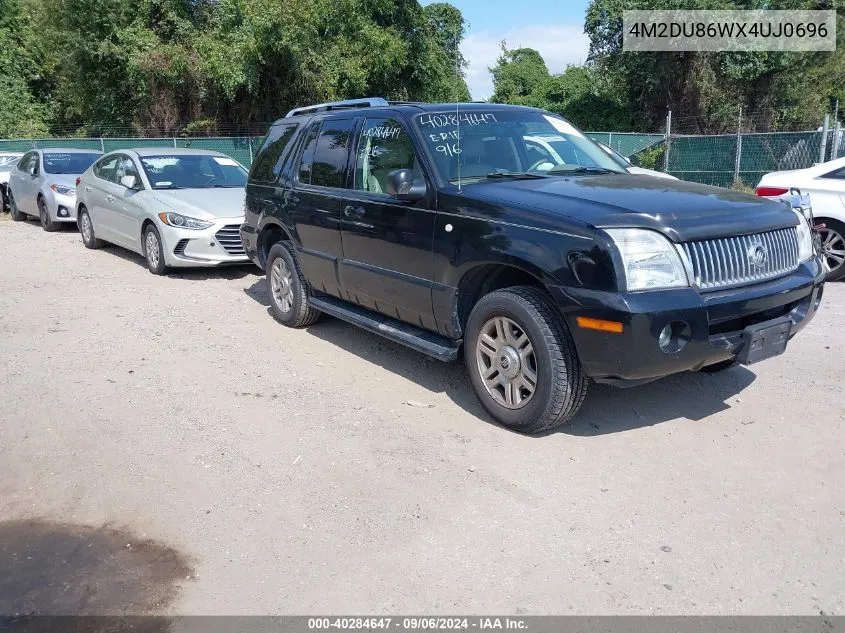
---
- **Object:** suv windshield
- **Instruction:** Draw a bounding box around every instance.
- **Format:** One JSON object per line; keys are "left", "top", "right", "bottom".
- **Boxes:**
{"left": 139, "top": 154, "right": 247, "bottom": 189}
{"left": 413, "top": 110, "right": 625, "bottom": 183}
{"left": 43, "top": 152, "right": 101, "bottom": 174}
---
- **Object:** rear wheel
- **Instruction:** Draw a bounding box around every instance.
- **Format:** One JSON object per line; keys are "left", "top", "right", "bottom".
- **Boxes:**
{"left": 464, "top": 286, "right": 588, "bottom": 434}
{"left": 143, "top": 225, "right": 168, "bottom": 275}
{"left": 78, "top": 207, "right": 103, "bottom": 249}
{"left": 9, "top": 191, "right": 26, "bottom": 222}
{"left": 817, "top": 218, "right": 845, "bottom": 282}
{"left": 266, "top": 242, "right": 321, "bottom": 327}
{"left": 39, "top": 198, "right": 59, "bottom": 232}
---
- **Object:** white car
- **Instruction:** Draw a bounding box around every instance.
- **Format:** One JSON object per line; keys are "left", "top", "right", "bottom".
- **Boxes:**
{"left": 7, "top": 148, "right": 102, "bottom": 229}
{"left": 756, "top": 156, "right": 845, "bottom": 281}
{"left": 523, "top": 134, "right": 678, "bottom": 180}
{"left": 75, "top": 148, "right": 250, "bottom": 274}
{"left": 0, "top": 152, "right": 25, "bottom": 211}
{"left": 594, "top": 140, "right": 679, "bottom": 179}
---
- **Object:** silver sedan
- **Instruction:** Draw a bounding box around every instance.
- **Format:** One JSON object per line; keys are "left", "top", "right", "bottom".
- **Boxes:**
{"left": 7, "top": 148, "right": 102, "bottom": 230}
{"left": 75, "top": 148, "right": 250, "bottom": 274}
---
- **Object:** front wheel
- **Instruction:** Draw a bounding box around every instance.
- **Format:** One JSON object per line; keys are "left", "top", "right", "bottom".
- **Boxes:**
{"left": 143, "top": 225, "right": 168, "bottom": 275}
{"left": 39, "top": 198, "right": 59, "bottom": 232}
{"left": 464, "top": 286, "right": 588, "bottom": 434}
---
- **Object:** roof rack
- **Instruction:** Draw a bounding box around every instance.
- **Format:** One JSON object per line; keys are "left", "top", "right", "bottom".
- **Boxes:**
{"left": 285, "top": 97, "right": 389, "bottom": 118}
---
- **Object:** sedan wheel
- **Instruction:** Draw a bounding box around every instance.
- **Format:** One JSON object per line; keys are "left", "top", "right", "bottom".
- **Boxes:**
{"left": 818, "top": 220, "right": 845, "bottom": 281}
{"left": 143, "top": 226, "right": 168, "bottom": 275}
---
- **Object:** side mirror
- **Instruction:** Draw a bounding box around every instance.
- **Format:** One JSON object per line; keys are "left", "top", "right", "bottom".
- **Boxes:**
{"left": 386, "top": 169, "right": 426, "bottom": 201}
{"left": 120, "top": 175, "right": 138, "bottom": 190}
{"left": 29, "top": 166, "right": 38, "bottom": 177}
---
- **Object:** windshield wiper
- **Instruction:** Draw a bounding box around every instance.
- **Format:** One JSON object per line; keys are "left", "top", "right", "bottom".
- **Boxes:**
{"left": 155, "top": 184, "right": 185, "bottom": 190}
{"left": 547, "top": 166, "right": 619, "bottom": 175}
{"left": 484, "top": 170, "right": 548, "bottom": 180}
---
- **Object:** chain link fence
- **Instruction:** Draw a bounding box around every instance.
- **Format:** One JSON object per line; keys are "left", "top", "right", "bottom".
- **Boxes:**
{"left": 1, "top": 121, "right": 842, "bottom": 182}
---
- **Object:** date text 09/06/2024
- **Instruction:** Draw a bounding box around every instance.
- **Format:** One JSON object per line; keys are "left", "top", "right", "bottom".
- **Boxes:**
{"left": 307, "top": 617, "right": 528, "bottom": 630}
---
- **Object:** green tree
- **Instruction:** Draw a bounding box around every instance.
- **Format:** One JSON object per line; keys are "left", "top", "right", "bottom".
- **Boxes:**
{"left": 489, "top": 46, "right": 550, "bottom": 104}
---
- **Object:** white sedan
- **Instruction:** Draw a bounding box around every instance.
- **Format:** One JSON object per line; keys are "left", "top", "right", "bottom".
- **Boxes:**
{"left": 756, "top": 156, "right": 845, "bottom": 281}
{"left": 75, "top": 149, "right": 249, "bottom": 275}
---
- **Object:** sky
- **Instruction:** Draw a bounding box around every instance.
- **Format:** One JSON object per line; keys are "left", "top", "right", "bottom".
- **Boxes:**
{"left": 422, "top": 0, "right": 592, "bottom": 100}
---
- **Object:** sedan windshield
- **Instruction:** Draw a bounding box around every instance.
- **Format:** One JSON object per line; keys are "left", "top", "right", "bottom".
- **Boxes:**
{"left": 139, "top": 154, "right": 247, "bottom": 189}
{"left": 413, "top": 110, "right": 625, "bottom": 183}
{"left": 0, "top": 155, "right": 23, "bottom": 167}
{"left": 43, "top": 153, "right": 101, "bottom": 174}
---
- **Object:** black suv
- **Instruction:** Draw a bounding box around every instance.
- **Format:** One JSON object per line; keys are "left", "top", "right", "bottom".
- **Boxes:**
{"left": 241, "top": 98, "right": 824, "bottom": 434}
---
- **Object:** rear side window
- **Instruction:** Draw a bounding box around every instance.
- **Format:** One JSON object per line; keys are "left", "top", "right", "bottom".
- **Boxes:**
{"left": 821, "top": 166, "right": 845, "bottom": 180}
{"left": 18, "top": 153, "right": 35, "bottom": 172}
{"left": 94, "top": 155, "right": 120, "bottom": 183}
{"left": 310, "top": 119, "right": 356, "bottom": 188}
{"left": 251, "top": 123, "right": 298, "bottom": 183}
{"left": 297, "top": 123, "right": 321, "bottom": 184}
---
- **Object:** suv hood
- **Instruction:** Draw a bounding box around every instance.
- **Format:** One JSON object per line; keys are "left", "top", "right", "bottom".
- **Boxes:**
{"left": 152, "top": 187, "right": 245, "bottom": 220}
{"left": 464, "top": 174, "right": 797, "bottom": 242}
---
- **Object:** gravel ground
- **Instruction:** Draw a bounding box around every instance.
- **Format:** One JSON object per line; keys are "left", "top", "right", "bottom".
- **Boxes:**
{"left": 1, "top": 218, "right": 843, "bottom": 616}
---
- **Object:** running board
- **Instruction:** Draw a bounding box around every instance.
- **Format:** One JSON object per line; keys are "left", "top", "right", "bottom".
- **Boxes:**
{"left": 308, "top": 295, "right": 461, "bottom": 362}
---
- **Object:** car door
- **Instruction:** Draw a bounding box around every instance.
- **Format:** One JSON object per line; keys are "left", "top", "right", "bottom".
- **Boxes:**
{"left": 14, "top": 152, "right": 38, "bottom": 214}
{"left": 86, "top": 154, "right": 122, "bottom": 243}
{"left": 110, "top": 154, "right": 147, "bottom": 251}
{"left": 288, "top": 118, "right": 354, "bottom": 298}
{"left": 339, "top": 116, "right": 438, "bottom": 330}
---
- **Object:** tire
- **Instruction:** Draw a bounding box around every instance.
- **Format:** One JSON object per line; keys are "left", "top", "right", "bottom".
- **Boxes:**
{"left": 816, "top": 218, "right": 845, "bottom": 282}
{"left": 266, "top": 242, "right": 321, "bottom": 327}
{"left": 464, "top": 285, "right": 588, "bottom": 434}
{"left": 9, "top": 191, "right": 26, "bottom": 222}
{"left": 39, "top": 198, "right": 59, "bottom": 232}
{"left": 143, "top": 224, "right": 168, "bottom": 275}
{"left": 78, "top": 207, "right": 103, "bottom": 249}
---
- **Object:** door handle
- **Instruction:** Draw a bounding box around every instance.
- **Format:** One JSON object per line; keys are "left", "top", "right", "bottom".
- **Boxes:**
{"left": 343, "top": 205, "right": 366, "bottom": 218}
{"left": 106, "top": 195, "right": 115, "bottom": 202}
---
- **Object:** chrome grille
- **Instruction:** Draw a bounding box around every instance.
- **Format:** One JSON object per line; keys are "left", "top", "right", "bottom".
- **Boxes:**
{"left": 680, "top": 227, "right": 799, "bottom": 291}
{"left": 215, "top": 225, "right": 245, "bottom": 256}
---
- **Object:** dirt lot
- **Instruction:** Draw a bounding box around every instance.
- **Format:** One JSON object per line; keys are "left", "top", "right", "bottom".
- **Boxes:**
{"left": 1, "top": 218, "right": 843, "bottom": 616}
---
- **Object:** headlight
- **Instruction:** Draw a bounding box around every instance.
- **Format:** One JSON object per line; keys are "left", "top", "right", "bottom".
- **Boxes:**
{"left": 50, "top": 184, "right": 76, "bottom": 196}
{"left": 158, "top": 212, "right": 212, "bottom": 230}
{"left": 606, "top": 228, "right": 690, "bottom": 291}
{"left": 792, "top": 209, "right": 814, "bottom": 262}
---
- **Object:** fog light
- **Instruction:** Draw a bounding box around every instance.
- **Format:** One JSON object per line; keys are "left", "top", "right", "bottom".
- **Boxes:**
{"left": 57, "top": 206, "right": 68, "bottom": 217}
{"left": 658, "top": 321, "right": 691, "bottom": 354}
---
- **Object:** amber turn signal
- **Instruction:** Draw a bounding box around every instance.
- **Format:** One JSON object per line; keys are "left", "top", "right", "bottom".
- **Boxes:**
{"left": 576, "top": 316, "right": 624, "bottom": 334}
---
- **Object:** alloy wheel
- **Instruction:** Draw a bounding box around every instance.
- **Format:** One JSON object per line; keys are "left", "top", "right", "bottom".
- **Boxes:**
{"left": 80, "top": 213, "right": 93, "bottom": 243}
{"left": 475, "top": 316, "right": 537, "bottom": 409}
{"left": 271, "top": 257, "right": 294, "bottom": 313}
{"left": 818, "top": 226, "right": 845, "bottom": 277}
{"left": 145, "top": 231, "right": 160, "bottom": 269}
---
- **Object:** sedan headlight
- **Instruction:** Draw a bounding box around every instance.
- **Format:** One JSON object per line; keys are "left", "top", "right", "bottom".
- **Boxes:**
{"left": 792, "top": 209, "right": 814, "bottom": 262}
{"left": 158, "top": 212, "right": 213, "bottom": 230}
{"left": 606, "top": 228, "right": 690, "bottom": 291}
{"left": 50, "top": 184, "right": 76, "bottom": 196}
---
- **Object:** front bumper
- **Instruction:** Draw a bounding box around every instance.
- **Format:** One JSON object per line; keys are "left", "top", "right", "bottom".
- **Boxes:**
{"left": 46, "top": 191, "right": 78, "bottom": 222}
{"left": 159, "top": 217, "right": 250, "bottom": 268}
{"left": 554, "top": 257, "right": 825, "bottom": 386}
{"left": 240, "top": 223, "right": 261, "bottom": 269}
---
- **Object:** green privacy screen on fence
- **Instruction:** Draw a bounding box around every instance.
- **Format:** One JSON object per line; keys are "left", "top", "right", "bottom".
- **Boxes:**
{"left": 1, "top": 131, "right": 842, "bottom": 188}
